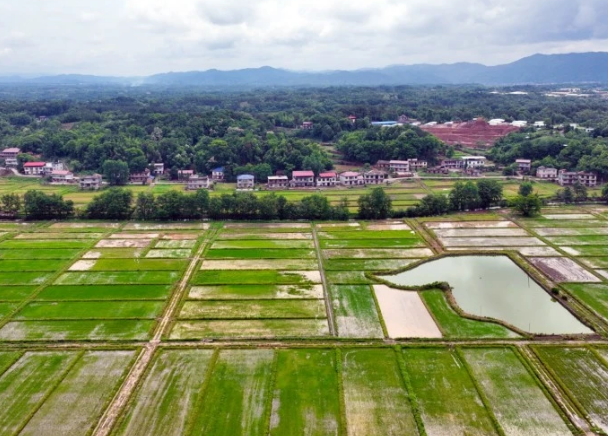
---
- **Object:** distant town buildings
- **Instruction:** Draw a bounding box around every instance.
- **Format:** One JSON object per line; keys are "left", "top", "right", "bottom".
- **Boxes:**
{"left": 130, "top": 170, "right": 152, "bottom": 184}
{"left": 461, "top": 156, "right": 486, "bottom": 168}
{"left": 558, "top": 170, "right": 597, "bottom": 187}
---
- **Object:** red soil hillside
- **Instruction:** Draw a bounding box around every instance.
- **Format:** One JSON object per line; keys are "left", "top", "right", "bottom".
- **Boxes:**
{"left": 420, "top": 118, "right": 520, "bottom": 149}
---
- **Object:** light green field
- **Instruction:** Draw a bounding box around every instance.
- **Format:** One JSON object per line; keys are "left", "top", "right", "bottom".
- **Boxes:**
{"left": 114, "top": 349, "right": 214, "bottom": 436}
{"left": 206, "top": 249, "right": 316, "bottom": 259}
{"left": 546, "top": 235, "right": 608, "bottom": 246}
{"left": 341, "top": 349, "right": 418, "bottom": 435}
{"left": 55, "top": 271, "right": 180, "bottom": 285}
{"left": 534, "top": 346, "right": 608, "bottom": 433}
{"left": 0, "top": 249, "right": 81, "bottom": 259}
{"left": 269, "top": 349, "right": 340, "bottom": 436}
{"left": 15, "top": 301, "right": 165, "bottom": 320}
{"left": 461, "top": 347, "right": 571, "bottom": 435}
{"left": 579, "top": 257, "right": 608, "bottom": 268}
{"left": 154, "top": 239, "right": 197, "bottom": 249}
{"left": 36, "top": 285, "right": 172, "bottom": 301}
{"left": 201, "top": 258, "right": 318, "bottom": 270}
{"left": 320, "top": 239, "right": 425, "bottom": 249}
{"left": 179, "top": 300, "right": 326, "bottom": 319}
{"left": 15, "top": 232, "right": 104, "bottom": 239}
{"left": 0, "top": 240, "right": 91, "bottom": 249}
{"left": 191, "top": 349, "right": 274, "bottom": 436}
{"left": 212, "top": 240, "right": 314, "bottom": 249}
{"left": 562, "top": 284, "right": 608, "bottom": 322}
{"left": 330, "top": 285, "right": 383, "bottom": 338}
{"left": 325, "top": 271, "right": 373, "bottom": 285}
{"left": 323, "top": 258, "right": 418, "bottom": 271}
{"left": 86, "top": 259, "right": 187, "bottom": 271}
{"left": 169, "top": 319, "right": 330, "bottom": 339}
{"left": 0, "top": 272, "right": 52, "bottom": 285}
{"left": 188, "top": 284, "right": 323, "bottom": 300}
{"left": 192, "top": 270, "right": 320, "bottom": 285}
{"left": 0, "top": 259, "right": 70, "bottom": 271}
{"left": 0, "top": 320, "right": 154, "bottom": 341}
{"left": 402, "top": 347, "right": 499, "bottom": 435}
{"left": 319, "top": 230, "right": 420, "bottom": 240}
{"left": 0, "top": 286, "right": 38, "bottom": 301}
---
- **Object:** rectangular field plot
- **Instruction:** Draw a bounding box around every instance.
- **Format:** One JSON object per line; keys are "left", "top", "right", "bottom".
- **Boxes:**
{"left": 50, "top": 222, "right": 121, "bottom": 229}
{"left": 579, "top": 257, "right": 608, "bottom": 269}
{"left": 402, "top": 348, "right": 499, "bottom": 436}
{"left": 331, "top": 286, "right": 383, "bottom": 338}
{"left": 546, "top": 235, "right": 608, "bottom": 246}
{"left": 55, "top": 271, "right": 180, "bottom": 285}
{"left": 212, "top": 240, "right": 314, "bottom": 249}
{"left": 96, "top": 239, "right": 152, "bottom": 248}
{"left": 218, "top": 232, "right": 312, "bottom": 240}
{"left": 154, "top": 239, "right": 197, "bottom": 249}
{"left": 269, "top": 349, "right": 340, "bottom": 436}
{"left": 14, "top": 301, "right": 165, "bottom": 320}
{"left": 109, "top": 232, "right": 160, "bottom": 239}
{"left": 201, "top": 259, "right": 318, "bottom": 270}
{"left": 179, "top": 300, "right": 326, "bottom": 319}
{"left": 447, "top": 246, "right": 562, "bottom": 256}
{"left": 461, "top": 347, "right": 571, "bottom": 436}
{"left": 224, "top": 223, "right": 311, "bottom": 230}
{"left": 325, "top": 271, "right": 373, "bottom": 285}
{"left": 524, "top": 219, "right": 608, "bottom": 228}
{"left": 170, "top": 319, "right": 329, "bottom": 339}
{"left": 192, "top": 270, "right": 322, "bottom": 285}
{"left": 0, "top": 351, "right": 79, "bottom": 435}
{"left": 114, "top": 349, "right": 214, "bottom": 436}
{"left": 206, "top": 249, "right": 316, "bottom": 259}
{"left": 341, "top": 349, "right": 418, "bottom": 436}
{"left": 324, "top": 258, "right": 419, "bottom": 271}
{"left": 188, "top": 284, "right": 324, "bottom": 300}
{"left": 534, "top": 346, "right": 608, "bottom": 433}
{"left": 432, "top": 228, "right": 529, "bottom": 238}
{"left": 0, "top": 320, "right": 154, "bottom": 341}
{"left": 83, "top": 248, "right": 144, "bottom": 259}
{"left": 0, "top": 271, "right": 51, "bottom": 285}
{"left": 190, "top": 350, "right": 274, "bottom": 436}
{"left": 536, "top": 227, "right": 608, "bottom": 236}
{"left": 0, "top": 286, "right": 37, "bottom": 301}
{"left": 19, "top": 350, "right": 135, "bottom": 436}
{"left": 441, "top": 237, "right": 545, "bottom": 247}
{"left": 123, "top": 222, "right": 208, "bottom": 230}
{"left": 320, "top": 239, "right": 425, "bottom": 249}
{"left": 425, "top": 221, "right": 517, "bottom": 229}
{"left": 374, "top": 285, "right": 441, "bottom": 339}
{"left": 319, "top": 230, "right": 419, "bottom": 239}
{"left": 15, "top": 232, "right": 104, "bottom": 239}
{"left": 542, "top": 214, "right": 595, "bottom": 220}
{"left": 37, "top": 285, "right": 171, "bottom": 302}
{"left": 0, "top": 239, "right": 91, "bottom": 249}
{"left": 146, "top": 249, "right": 192, "bottom": 258}
{"left": 529, "top": 257, "right": 601, "bottom": 283}
{"left": 561, "top": 246, "right": 608, "bottom": 257}
{"left": 562, "top": 284, "right": 608, "bottom": 321}
{"left": 70, "top": 258, "right": 187, "bottom": 271}
{"left": 323, "top": 248, "right": 433, "bottom": 259}
{"left": 0, "top": 249, "right": 81, "bottom": 259}
{"left": 0, "top": 259, "right": 69, "bottom": 271}
{"left": 420, "top": 290, "right": 519, "bottom": 339}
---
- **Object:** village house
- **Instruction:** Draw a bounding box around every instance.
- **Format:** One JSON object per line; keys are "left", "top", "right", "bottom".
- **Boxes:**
{"left": 441, "top": 159, "right": 464, "bottom": 170}
{"left": 461, "top": 156, "right": 486, "bottom": 169}
{"left": 427, "top": 166, "right": 449, "bottom": 175}
{"left": 50, "top": 170, "right": 75, "bottom": 184}
{"left": 364, "top": 169, "right": 387, "bottom": 185}
{"left": 516, "top": 159, "right": 532, "bottom": 172}
{"left": 340, "top": 171, "right": 364, "bottom": 186}
{"left": 212, "top": 167, "right": 225, "bottom": 181}
{"left": 558, "top": 170, "right": 598, "bottom": 187}
{"left": 267, "top": 175, "right": 289, "bottom": 189}
{"left": 290, "top": 170, "right": 315, "bottom": 188}
{"left": 178, "top": 170, "right": 194, "bottom": 180}
{"left": 44, "top": 162, "right": 64, "bottom": 175}
{"left": 153, "top": 163, "right": 164, "bottom": 176}
{"left": 389, "top": 160, "right": 410, "bottom": 173}
{"left": 237, "top": 174, "right": 255, "bottom": 189}
{"left": 536, "top": 166, "right": 558, "bottom": 180}
{"left": 348, "top": 115, "right": 357, "bottom": 123}
{"left": 375, "top": 160, "right": 391, "bottom": 170}
{"left": 0, "top": 147, "right": 20, "bottom": 160}
{"left": 316, "top": 172, "right": 337, "bottom": 187}
{"left": 301, "top": 121, "right": 313, "bottom": 130}
{"left": 23, "top": 162, "right": 46, "bottom": 176}
{"left": 130, "top": 169, "right": 151, "bottom": 184}
{"left": 186, "top": 175, "right": 211, "bottom": 190}
{"left": 79, "top": 174, "right": 102, "bottom": 190}
{"left": 407, "top": 159, "right": 428, "bottom": 171}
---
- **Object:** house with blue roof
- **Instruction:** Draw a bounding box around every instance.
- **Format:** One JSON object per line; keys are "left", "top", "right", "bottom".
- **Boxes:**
{"left": 212, "top": 167, "right": 225, "bottom": 181}
{"left": 237, "top": 174, "right": 255, "bottom": 190}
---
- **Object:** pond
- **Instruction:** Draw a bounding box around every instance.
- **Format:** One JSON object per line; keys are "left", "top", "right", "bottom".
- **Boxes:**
{"left": 379, "top": 255, "right": 592, "bottom": 335}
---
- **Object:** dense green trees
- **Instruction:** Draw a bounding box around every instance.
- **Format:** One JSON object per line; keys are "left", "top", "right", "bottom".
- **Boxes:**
{"left": 85, "top": 188, "right": 133, "bottom": 220}
{"left": 23, "top": 191, "right": 74, "bottom": 220}
{"left": 358, "top": 188, "right": 393, "bottom": 219}
{"left": 102, "top": 160, "right": 130, "bottom": 186}
{"left": 0, "top": 193, "right": 21, "bottom": 218}
{"left": 512, "top": 194, "right": 542, "bottom": 217}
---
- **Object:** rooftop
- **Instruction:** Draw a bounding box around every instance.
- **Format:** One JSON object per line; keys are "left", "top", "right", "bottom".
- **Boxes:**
{"left": 51, "top": 170, "right": 72, "bottom": 176}
{"left": 24, "top": 162, "right": 46, "bottom": 167}
{"left": 341, "top": 171, "right": 361, "bottom": 177}
{"left": 237, "top": 174, "right": 255, "bottom": 180}
{"left": 318, "top": 172, "right": 337, "bottom": 178}
{"left": 2, "top": 148, "right": 20, "bottom": 153}
{"left": 292, "top": 170, "right": 315, "bottom": 177}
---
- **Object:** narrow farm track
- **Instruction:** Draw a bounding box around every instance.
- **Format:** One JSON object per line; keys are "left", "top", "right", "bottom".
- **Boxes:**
{"left": 409, "top": 219, "right": 443, "bottom": 254}
{"left": 312, "top": 225, "right": 337, "bottom": 336}
{"left": 92, "top": 226, "right": 217, "bottom": 436}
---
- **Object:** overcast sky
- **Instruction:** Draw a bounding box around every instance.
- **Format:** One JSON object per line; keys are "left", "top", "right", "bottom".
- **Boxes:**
{"left": 1, "top": 0, "right": 607, "bottom": 76}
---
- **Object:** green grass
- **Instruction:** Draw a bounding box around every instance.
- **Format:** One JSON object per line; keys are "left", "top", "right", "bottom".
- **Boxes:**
{"left": 0, "top": 320, "right": 155, "bottom": 341}
{"left": 54, "top": 271, "right": 180, "bottom": 285}
{"left": 179, "top": 300, "right": 326, "bottom": 320}
{"left": 323, "top": 248, "right": 432, "bottom": 259}
{"left": 461, "top": 347, "right": 571, "bottom": 436}
{"left": 0, "top": 272, "right": 52, "bottom": 285}
{"left": 36, "top": 285, "right": 172, "bottom": 301}
{"left": 114, "top": 349, "right": 214, "bottom": 436}
{"left": 19, "top": 350, "right": 135, "bottom": 436}
{"left": 212, "top": 240, "right": 314, "bottom": 249}
{"left": 323, "top": 258, "right": 418, "bottom": 271}
{"left": 15, "top": 232, "right": 104, "bottom": 239}
{"left": 0, "top": 249, "right": 81, "bottom": 259}
{"left": 562, "top": 284, "right": 608, "bottom": 321}
{"left": 0, "top": 259, "right": 69, "bottom": 271}
{"left": 534, "top": 346, "right": 608, "bottom": 433}
{"left": 218, "top": 232, "right": 312, "bottom": 240}
{"left": 420, "top": 290, "right": 520, "bottom": 339}
{"left": 320, "top": 239, "right": 425, "bottom": 249}
{"left": 579, "top": 257, "right": 608, "bottom": 268}
{"left": 325, "top": 271, "right": 373, "bottom": 285}
{"left": 319, "top": 230, "right": 420, "bottom": 240}
{"left": 188, "top": 284, "right": 323, "bottom": 300}
{"left": 0, "top": 351, "right": 80, "bottom": 435}
{"left": 88, "top": 259, "right": 187, "bottom": 271}
{"left": 330, "top": 285, "right": 383, "bottom": 338}
{"left": 402, "top": 347, "right": 499, "bottom": 435}
{"left": 190, "top": 349, "right": 274, "bottom": 436}
{"left": 15, "top": 301, "right": 165, "bottom": 320}
{"left": 0, "top": 302, "right": 18, "bottom": 319}
{"left": 341, "top": 349, "right": 418, "bottom": 435}
{"left": 169, "top": 319, "right": 329, "bottom": 339}
{"left": 269, "top": 349, "right": 340, "bottom": 436}
{"left": 206, "top": 249, "right": 316, "bottom": 259}
{"left": 0, "top": 240, "right": 91, "bottom": 249}
{"left": 192, "top": 270, "right": 320, "bottom": 285}
{"left": 546, "top": 235, "right": 608, "bottom": 246}
{"left": 0, "top": 286, "right": 38, "bottom": 301}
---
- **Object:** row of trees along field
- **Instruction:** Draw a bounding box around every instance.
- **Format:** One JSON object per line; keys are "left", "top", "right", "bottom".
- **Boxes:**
{"left": 2, "top": 85, "right": 608, "bottom": 176}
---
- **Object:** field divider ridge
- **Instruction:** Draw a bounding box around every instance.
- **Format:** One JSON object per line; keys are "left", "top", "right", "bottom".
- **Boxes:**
{"left": 312, "top": 224, "right": 336, "bottom": 336}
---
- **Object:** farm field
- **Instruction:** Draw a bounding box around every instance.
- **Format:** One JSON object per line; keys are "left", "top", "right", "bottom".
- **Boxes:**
{"left": 1, "top": 212, "right": 608, "bottom": 434}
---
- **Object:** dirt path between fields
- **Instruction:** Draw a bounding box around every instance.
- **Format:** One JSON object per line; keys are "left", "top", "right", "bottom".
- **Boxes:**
{"left": 92, "top": 227, "right": 218, "bottom": 436}
{"left": 312, "top": 225, "right": 336, "bottom": 336}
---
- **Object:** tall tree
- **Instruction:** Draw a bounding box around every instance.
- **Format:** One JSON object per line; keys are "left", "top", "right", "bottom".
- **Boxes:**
{"left": 102, "top": 160, "right": 130, "bottom": 186}
{"left": 477, "top": 180, "right": 503, "bottom": 209}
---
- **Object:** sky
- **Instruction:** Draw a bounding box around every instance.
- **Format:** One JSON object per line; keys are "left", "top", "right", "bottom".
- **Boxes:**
{"left": 1, "top": 0, "right": 608, "bottom": 76}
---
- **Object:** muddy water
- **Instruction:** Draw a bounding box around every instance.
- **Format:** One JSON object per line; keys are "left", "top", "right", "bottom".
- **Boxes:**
{"left": 380, "top": 255, "right": 592, "bottom": 334}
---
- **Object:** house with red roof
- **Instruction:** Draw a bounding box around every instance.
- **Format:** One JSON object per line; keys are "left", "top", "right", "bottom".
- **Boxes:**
{"left": 290, "top": 170, "right": 315, "bottom": 188}
{"left": 23, "top": 162, "right": 46, "bottom": 176}
{"left": 316, "top": 172, "right": 337, "bottom": 187}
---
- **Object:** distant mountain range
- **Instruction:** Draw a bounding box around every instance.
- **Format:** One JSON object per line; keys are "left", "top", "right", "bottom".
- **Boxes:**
{"left": 3, "top": 52, "right": 608, "bottom": 87}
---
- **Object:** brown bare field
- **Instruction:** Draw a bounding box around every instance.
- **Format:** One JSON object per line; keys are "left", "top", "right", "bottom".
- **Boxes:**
{"left": 440, "top": 237, "right": 545, "bottom": 247}
{"left": 68, "top": 260, "right": 97, "bottom": 271}
{"left": 433, "top": 228, "right": 529, "bottom": 238}
{"left": 50, "top": 223, "right": 121, "bottom": 229}
{"left": 365, "top": 223, "right": 411, "bottom": 231}
{"left": 123, "top": 223, "right": 209, "bottom": 230}
{"left": 425, "top": 221, "right": 516, "bottom": 229}
{"left": 109, "top": 233, "right": 160, "bottom": 239}
{"left": 529, "top": 257, "right": 601, "bottom": 283}
{"left": 95, "top": 239, "right": 152, "bottom": 248}
{"left": 161, "top": 233, "right": 199, "bottom": 240}
{"left": 542, "top": 214, "right": 595, "bottom": 220}
{"left": 447, "top": 246, "right": 562, "bottom": 256}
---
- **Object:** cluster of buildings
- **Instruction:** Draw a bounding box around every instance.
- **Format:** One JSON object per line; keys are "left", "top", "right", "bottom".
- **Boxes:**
{"left": 427, "top": 156, "right": 487, "bottom": 175}
{"left": 535, "top": 166, "right": 597, "bottom": 187}
{"left": 265, "top": 169, "right": 390, "bottom": 189}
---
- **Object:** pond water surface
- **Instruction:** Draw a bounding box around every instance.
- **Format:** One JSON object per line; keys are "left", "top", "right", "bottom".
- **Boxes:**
{"left": 380, "top": 255, "right": 592, "bottom": 335}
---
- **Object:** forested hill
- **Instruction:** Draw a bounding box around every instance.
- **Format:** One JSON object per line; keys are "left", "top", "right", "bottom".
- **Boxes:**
{"left": 3, "top": 53, "right": 608, "bottom": 87}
